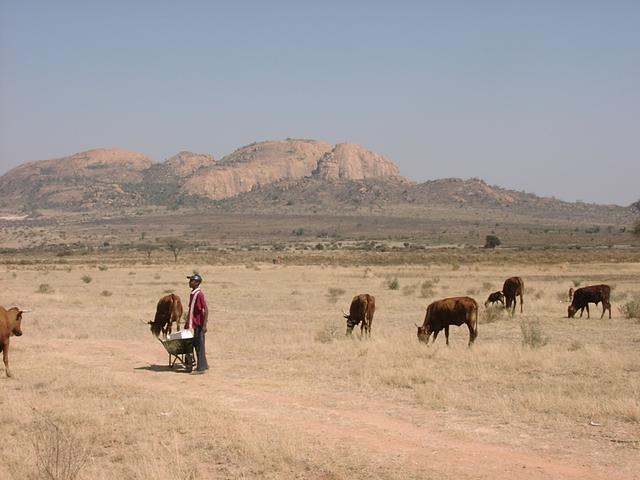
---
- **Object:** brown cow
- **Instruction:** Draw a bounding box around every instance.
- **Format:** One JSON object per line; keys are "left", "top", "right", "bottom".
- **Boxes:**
{"left": 416, "top": 296, "right": 478, "bottom": 346}
{"left": 148, "top": 294, "right": 183, "bottom": 338}
{"left": 568, "top": 284, "right": 611, "bottom": 319}
{"left": 484, "top": 291, "right": 505, "bottom": 308}
{"left": 0, "top": 306, "right": 26, "bottom": 378}
{"left": 502, "top": 277, "right": 524, "bottom": 314}
{"left": 344, "top": 294, "right": 375, "bottom": 338}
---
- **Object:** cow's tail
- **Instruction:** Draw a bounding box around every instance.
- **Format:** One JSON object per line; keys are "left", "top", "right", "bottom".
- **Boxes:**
{"left": 472, "top": 300, "right": 479, "bottom": 342}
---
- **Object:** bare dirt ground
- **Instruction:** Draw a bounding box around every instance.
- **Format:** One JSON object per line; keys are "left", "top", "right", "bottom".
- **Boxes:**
{"left": 2, "top": 260, "right": 639, "bottom": 479}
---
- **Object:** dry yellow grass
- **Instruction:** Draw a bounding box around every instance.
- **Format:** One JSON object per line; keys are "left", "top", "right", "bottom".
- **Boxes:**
{"left": 1, "top": 258, "right": 639, "bottom": 479}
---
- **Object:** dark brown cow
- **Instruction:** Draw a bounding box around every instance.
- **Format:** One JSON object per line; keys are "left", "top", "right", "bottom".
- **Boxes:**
{"left": 148, "top": 294, "right": 183, "bottom": 338}
{"left": 344, "top": 294, "right": 375, "bottom": 338}
{"left": 416, "top": 296, "right": 478, "bottom": 346}
{"left": 484, "top": 291, "right": 505, "bottom": 308}
{"left": 0, "top": 306, "right": 25, "bottom": 378}
{"left": 502, "top": 277, "right": 524, "bottom": 314}
{"left": 568, "top": 284, "right": 611, "bottom": 319}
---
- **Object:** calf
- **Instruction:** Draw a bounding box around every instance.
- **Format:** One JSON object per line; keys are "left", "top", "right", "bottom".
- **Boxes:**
{"left": 568, "top": 284, "right": 611, "bottom": 319}
{"left": 503, "top": 277, "right": 524, "bottom": 314}
{"left": 148, "top": 294, "right": 183, "bottom": 338}
{"left": 344, "top": 294, "right": 375, "bottom": 338}
{"left": 0, "top": 306, "right": 26, "bottom": 377}
{"left": 484, "top": 291, "right": 505, "bottom": 308}
{"left": 416, "top": 296, "right": 478, "bottom": 346}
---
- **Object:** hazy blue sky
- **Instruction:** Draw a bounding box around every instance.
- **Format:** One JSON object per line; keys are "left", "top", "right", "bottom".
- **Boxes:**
{"left": 1, "top": 1, "right": 638, "bottom": 205}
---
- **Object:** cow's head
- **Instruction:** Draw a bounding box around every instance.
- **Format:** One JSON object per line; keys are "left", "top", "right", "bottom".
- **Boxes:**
{"left": 415, "top": 323, "right": 430, "bottom": 343}
{"left": 568, "top": 305, "right": 577, "bottom": 318}
{"left": 484, "top": 291, "right": 505, "bottom": 308}
{"left": 8, "top": 308, "right": 24, "bottom": 336}
{"left": 344, "top": 313, "right": 360, "bottom": 336}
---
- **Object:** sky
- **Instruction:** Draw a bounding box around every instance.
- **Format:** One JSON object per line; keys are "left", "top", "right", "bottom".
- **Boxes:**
{"left": 1, "top": 1, "right": 638, "bottom": 206}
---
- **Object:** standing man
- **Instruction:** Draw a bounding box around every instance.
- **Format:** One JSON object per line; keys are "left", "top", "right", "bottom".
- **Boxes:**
{"left": 185, "top": 274, "right": 209, "bottom": 374}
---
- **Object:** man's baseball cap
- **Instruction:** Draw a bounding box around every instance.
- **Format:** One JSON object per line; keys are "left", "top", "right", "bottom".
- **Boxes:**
{"left": 187, "top": 274, "right": 203, "bottom": 282}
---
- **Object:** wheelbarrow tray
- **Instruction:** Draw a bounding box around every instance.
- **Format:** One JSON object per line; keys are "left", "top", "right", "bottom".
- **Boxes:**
{"left": 158, "top": 337, "right": 194, "bottom": 370}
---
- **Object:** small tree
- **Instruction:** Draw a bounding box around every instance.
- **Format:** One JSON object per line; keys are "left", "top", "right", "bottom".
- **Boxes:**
{"left": 166, "top": 239, "right": 186, "bottom": 263}
{"left": 484, "top": 235, "right": 501, "bottom": 249}
{"left": 139, "top": 243, "right": 157, "bottom": 261}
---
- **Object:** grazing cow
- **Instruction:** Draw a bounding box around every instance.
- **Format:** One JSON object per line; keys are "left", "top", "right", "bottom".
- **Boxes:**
{"left": 484, "top": 291, "right": 505, "bottom": 308}
{"left": 416, "top": 296, "right": 478, "bottom": 346}
{"left": 0, "top": 306, "right": 25, "bottom": 377}
{"left": 148, "top": 294, "right": 183, "bottom": 338}
{"left": 568, "top": 284, "right": 611, "bottom": 319}
{"left": 344, "top": 294, "right": 375, "bottom": 338}
{"left": 502, "top": 277, "right": 524, "bottom": 314}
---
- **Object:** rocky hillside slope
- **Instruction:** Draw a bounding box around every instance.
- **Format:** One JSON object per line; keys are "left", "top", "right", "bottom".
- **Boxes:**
{"left": 0, "top": 140, "right": 407, "bottom": 210}
{"left": 0, "top": 140, "right": 636, "bottom": 225}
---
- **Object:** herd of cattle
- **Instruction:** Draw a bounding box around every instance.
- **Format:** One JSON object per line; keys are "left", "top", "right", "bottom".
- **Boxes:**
{"left": 0, "top": 277, "right": 614, "bottom": 377}
{"left": 341, "top": 277, "right": 612, "bottom": 347}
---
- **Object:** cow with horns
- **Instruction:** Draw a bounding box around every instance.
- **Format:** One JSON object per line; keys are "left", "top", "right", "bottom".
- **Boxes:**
{"left": 344, "top": 294, "right": 375, "bottom": 338}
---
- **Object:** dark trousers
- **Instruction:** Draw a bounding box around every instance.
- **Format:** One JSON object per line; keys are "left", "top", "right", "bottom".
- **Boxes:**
{"left": 193, "top": 325, "right": 208, "bottom": 371}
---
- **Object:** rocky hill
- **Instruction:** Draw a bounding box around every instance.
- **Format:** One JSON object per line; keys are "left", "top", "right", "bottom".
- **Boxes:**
{"left": 0, "top": 140, "right": 406, "bottom": 210}
{"left": 0, "top": 140, "right": 636, "bottom": 225}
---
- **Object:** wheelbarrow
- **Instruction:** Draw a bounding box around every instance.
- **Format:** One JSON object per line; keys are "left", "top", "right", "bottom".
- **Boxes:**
{"left": 158, "top": 334, "right": 194, "bottom": 372}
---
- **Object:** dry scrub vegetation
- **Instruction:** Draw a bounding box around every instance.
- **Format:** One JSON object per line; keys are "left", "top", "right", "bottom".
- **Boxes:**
{"left": 1, "top": 255, "right": 639, "bottom": 479}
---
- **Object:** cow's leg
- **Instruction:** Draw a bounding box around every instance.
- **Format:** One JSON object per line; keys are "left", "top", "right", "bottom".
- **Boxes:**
{"left": 586, "top": 304, "right": 590, "bottom": 319}
{"left": 467, "top": 323, "right": 477, "bottom": 346}
{"left": 444, "top": 326, "right": 450, "bottom": 346}
{"left": 2, "top": 341, "right": 10, "bottom": 378}
{"left": 431, "top": 330, "right": 439, "bottom": 344}
{"left": 607, "top": 301, "right": 612, "bottom": 319}
{"left": 520, "top": 294, "right": 523, "bottom": 313}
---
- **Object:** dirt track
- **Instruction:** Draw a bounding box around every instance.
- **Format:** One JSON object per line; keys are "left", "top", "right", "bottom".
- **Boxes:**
{"left": 48, "top": 338, "right": 639, "bottom": 480}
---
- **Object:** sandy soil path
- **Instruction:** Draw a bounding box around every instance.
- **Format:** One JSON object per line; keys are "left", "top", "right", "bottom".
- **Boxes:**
{"left": 48, "top": 338, "right": 638, "bottom": 480}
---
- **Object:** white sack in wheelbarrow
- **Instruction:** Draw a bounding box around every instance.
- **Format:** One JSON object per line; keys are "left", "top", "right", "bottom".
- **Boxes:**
{"left": 168, "top": 329, "right": 194, "bottom": 340}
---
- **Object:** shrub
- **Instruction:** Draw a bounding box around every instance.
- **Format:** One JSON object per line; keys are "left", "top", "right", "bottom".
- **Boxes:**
{"left": 520, "top": 319, "right": 549, "bottom": 348}
{"left": 37, "top": 284, "right": 54, "bottom": 294}
{"left": 572, "top": 279, "right": 581, "bottom": 287}
{"left": 326, "top": 287, "right": 346, "bottom": 304}
{"left": 619, "top": 300, "right": 640, "bottom": 320}
{"left": 484, "top": 235, "right": 501, "bottom": 249}
{"left": 31, "top": 413, "right": 94, "bottom": 480}
{"left": 100, "top": 290, "right": 112, "bottom": 297}
{"left": 98, "top": 265, "right": 108, "bottom": 271}
{"left": 482, "top": 305, "right": 505, "bottom": 324}
{"left": 420, "top": 280, "right": 437, "bottom": 298}
{"left": 314, "top": 320, "right": 341, "bottom": 343}
{"left": 81, "top": 275, "right": 92, "bottom": 284}
{"left": 386, "top": 277, "right": 400, "bottom": 290}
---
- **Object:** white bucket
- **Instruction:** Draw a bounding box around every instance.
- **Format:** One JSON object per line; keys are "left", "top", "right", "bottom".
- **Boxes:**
{"left": 168, "top": 329, "right": 194, "bottom": 340}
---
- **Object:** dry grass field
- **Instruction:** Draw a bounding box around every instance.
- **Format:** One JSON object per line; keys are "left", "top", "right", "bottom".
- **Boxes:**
{"left": 1, "top": 255, "right": 639, "bottom": 479}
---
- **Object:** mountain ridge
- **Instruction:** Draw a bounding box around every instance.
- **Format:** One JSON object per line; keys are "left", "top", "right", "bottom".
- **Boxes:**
{"left": 0, "top": 140, "right": 636, "bottom": 224}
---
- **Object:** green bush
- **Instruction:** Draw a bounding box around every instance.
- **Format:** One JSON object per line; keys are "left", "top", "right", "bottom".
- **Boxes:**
{"left": 387, "top": 277, "right": 400, "bottom": 290}
{"left": 81, "top": 275, "right": 92, "bottom": 284}
{"left": 484, "top": 235, "right": 501, "bottom": 248}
